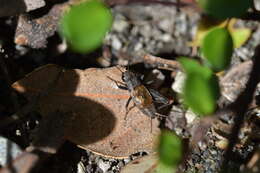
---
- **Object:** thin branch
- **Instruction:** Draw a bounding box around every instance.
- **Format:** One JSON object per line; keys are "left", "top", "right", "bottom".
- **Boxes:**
{"left": 142, "top": 54, "right": 181, "bottom": 71}
{"left": 221, "top": 45, "right": 260, "bottom": 172}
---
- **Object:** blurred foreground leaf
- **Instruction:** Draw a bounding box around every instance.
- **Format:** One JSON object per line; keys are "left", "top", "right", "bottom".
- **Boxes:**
{"left": 156, "top": 162, "right": 176, "bottom": 173}
{"left": 198, "top": 0, "right": 252, "bottom": 19}
{"left": 179, "top": 57, "right": 220, "bottom": 115}
{"left": 59, "top": 0, "right": 113, "bottom": 53}
{"left": 191, "top": 18, "right": 251, "bottom": 49}
{"left": 158, "top": 131, "right": 182, "bottom": 167}
{"left": 202, "top": 27, "right": 233, "bottom": 71}
{"left": 230, "top": 28, "right": 251, "bottom": 48}
{"left": 189, "top": 16, "right": 226, "bottom": 47}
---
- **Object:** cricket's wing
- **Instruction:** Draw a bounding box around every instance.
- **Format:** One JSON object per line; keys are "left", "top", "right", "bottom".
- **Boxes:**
{"left": 148, "top": 88, "right": 169, "bottom": 105}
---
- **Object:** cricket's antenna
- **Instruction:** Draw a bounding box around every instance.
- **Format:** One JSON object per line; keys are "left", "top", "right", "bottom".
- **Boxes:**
{"left": 115, "top": 65, "right": 124, "bottom": 73}
{"left": 150, "top": 118, "right": 153, "bottom": 133}
{"left": 155, "top": 113, "right": 168, "bottom": 118}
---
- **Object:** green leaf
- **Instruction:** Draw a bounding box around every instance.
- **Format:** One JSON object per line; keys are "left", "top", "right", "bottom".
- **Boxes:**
{"left": 183, "top": 74, "right": 219, "bottom": 115}
{"left": 202, "top": 27, "right": 233, "bottom": 72}
{"left": 178, "top": 57, "right": 212, "bottom": 78}
{"left": 198, "top": 0, "right": 252, "bottom": 19}
{"left": 189, "top": 16, "right": 226, "bottom": 47}
{"left": 179, "top": 57, "right": 220, "bottom": 115}
{"left": 156, "top": 162, "right": 176, "bottom": 173}
{"left": 59, "top": 0, "right": 113, "bottom": 53}
{"left": 158, "top": 131, "right": 182, "bottom": 167}
{"left": 230, "top": 28, "right": 251, "bottom": 48}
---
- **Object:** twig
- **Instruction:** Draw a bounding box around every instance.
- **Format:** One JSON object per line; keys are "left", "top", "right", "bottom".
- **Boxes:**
{"left": 221, "top": 45, "right": 260, "bottom": 172}
{"left": 142, "top": 54, "right": 181, "bottom": 71}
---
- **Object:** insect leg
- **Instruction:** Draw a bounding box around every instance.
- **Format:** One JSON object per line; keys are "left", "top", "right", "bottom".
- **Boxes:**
{"left": 150, "top": 118, "right": 153, "bottom": 133}
{"left": 125, "top": 96, "right": 132, "bottom": 109}
{"left": 155, "top": 112, "right": 168, "bottom": 118}
{"left": 107, "top": 76, "right": 128, "bottom": 90}
{"left": 115, "top": 65, "right": 124, "bottom": 73}
{"left": 125, "top": 105, "right": 135, "bottom": 120}
{"left": 157, "top": 103, "right": 172, "bottom": 110}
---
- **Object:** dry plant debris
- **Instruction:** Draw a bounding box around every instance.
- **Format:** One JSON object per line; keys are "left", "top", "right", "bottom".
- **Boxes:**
{"left": 14, "top": 0, "right": 99, "bottom": 48}
{"left": 15, "top": 3, "right": 68, "bottom": 48}
{"left": 12, "top": 65, "right": 161, "bottom": 158}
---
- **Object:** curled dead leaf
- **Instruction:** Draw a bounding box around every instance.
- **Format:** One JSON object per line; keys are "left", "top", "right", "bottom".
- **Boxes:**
{"left": 12, "top": 65, "right": 160, "bottom": 158}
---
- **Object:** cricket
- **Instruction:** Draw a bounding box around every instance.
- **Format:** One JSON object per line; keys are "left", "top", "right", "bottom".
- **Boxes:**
{"left": 108, "top": 66, "right": 171, "bottom": 132}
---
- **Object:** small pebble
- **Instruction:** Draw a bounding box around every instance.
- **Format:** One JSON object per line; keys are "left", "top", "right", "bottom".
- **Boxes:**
{"left": 111, "top": 36, "right": 122, "bottom": 50}
{"left": 0, "top": 136, "right": 23, "bottom": 166}
{"left": 77, "top": 162, "right": 85, "bottom": 173}
{"left": 98, "top": 159, "right": 111, "bottom": 172}
{"left": 215, "top": 139, "right": 229, "bottom": 150}
{"left": 113, "top": 20, "right": 129, "bottom": 33}
{"left": 171, "top": 71, "right": 186, "bottom": 94}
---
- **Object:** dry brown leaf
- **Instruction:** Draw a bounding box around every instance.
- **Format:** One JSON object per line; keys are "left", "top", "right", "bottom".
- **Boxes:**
{"left": 12, "top": 65, "right": 160, "bottom": 158}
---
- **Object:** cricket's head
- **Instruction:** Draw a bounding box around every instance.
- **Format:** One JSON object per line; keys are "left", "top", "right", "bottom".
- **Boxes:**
{"left": 115, "top": 65, "right": 142, "bottom": 90}
{"left": 122, "top": 70, "right": 134, "bottom": 82}
{"left": 122, "top": 70, "right": 142, "bottom": 90}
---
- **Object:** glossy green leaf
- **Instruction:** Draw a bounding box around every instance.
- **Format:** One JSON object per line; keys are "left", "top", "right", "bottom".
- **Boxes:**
{"left": 59, "top": 0, "right": 113, "bottom": 53}
{"left": 198, "top": 0, "right": 252, "bottom": 19}
{"left": 179, "top": 57, "right": 220, "bottom": 115}
{"left": 202, "top": 28, "right": 233, "bottom": 72}
{"left": 158, "top": 131, "right": 182, "bottom": 167}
